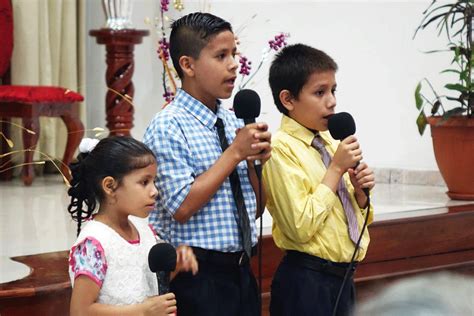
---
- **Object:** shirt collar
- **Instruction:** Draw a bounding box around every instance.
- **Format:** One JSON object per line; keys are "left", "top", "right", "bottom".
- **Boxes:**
{"left": 175, "top": 89, "right": 224, "bottom": 130}
{"left": 280, "top": 115, "right": 334, "bottom": 146}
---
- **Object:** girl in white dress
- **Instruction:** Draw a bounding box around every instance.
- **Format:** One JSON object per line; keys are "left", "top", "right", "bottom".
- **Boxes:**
{"left": 67, "top": 136, "right": 198, "bottom": 316}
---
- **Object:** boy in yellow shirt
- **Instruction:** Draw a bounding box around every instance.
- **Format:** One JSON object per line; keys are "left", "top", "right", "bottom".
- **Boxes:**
{"left": 263, "top": 44, "right": 375, "bottom": 316}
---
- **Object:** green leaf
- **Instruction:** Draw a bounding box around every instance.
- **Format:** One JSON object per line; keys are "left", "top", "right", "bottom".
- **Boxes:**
{"left": 445, "top": 96, "right": 462, "bottom": 102}
{"left": 460, "top": 70, "right": 469, "bottom": 84}
{"left": 445, "top": 83, "right": 468, "bottom": 92}
{"left": 422, "top": 11, "right": 452, "bottom": 29}
{"left": 440, "top": 69, "right": 461, "bottom": 74}
{"left": 431, "top": 100, "right": 442, "bottom": 115}
{"left": 441, "top": 107, "right": 466, "bottom": 122}
{"left": 453, "top": 46, "right": 461, "bottom": 63}
{"left": 414, "top": 2, "right": 452, "bottom": 39}
{"left": 452, "top": 27, "right": 466, "bottom": 38}
{"left": 416, "top": 111, "right": 428, "bottom": 136}
{"left": 423, "top": 49, "right": 451, "bottom": 54}
{"left": 415, "top": 82, "right": 424, "bottom": 110}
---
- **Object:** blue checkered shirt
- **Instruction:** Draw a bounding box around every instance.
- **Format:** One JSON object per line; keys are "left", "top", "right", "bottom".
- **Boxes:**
{"left": 143, "top": 89, "right": 258, "bottom": 252}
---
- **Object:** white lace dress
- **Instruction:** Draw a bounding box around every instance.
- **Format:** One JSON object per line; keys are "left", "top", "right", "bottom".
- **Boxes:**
{"left": 69, "top": 216, "right": 159, "bottom": 305}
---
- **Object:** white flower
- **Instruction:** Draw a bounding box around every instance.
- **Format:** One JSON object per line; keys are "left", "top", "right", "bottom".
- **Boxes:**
{"left": 79, "top": 138, "right": 100, "bottom": 154}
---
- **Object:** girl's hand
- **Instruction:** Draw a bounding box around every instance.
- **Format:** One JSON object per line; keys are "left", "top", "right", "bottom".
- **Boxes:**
{"left": 141, "top": 293, "right": 176, "bottom": 316}
{"left": 175, "top": 245, "right": 198, "bottom": 275}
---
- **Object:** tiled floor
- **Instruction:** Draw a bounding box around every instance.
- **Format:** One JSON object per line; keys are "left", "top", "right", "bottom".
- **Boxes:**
{"left": 1, "top": 175, "right": 473, "bottom": 284}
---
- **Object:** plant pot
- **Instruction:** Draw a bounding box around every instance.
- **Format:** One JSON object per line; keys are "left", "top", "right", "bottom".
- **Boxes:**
{"left": 428, "top": 116, "right": 474, "bottom": 200}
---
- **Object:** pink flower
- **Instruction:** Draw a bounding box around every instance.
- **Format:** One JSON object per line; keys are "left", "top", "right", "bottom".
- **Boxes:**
{"left": 160, "top": 0, "right": 170, "bottom": 13}
{"left": 239, "top": 55, "right": 252, "bottom": 76}
{"left": 157, "top": 38, "right": 170, "bottom": 61}
{"left": 163, "top": 90, "right": 175, "bottom": 103}
{"left": 268, "top": 33, "right": 288, "bottom": 51}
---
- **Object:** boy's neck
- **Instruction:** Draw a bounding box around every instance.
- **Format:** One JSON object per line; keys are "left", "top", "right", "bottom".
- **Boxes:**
{"left": 287, "top": 113, "right": 320, "bottom": 134}
{"left": 181, "top": 82, "right": 218, "bottom": 112}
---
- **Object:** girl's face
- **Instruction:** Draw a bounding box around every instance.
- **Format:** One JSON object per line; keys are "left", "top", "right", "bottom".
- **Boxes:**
{"left": 113, "top": 162, "right": 158, "bottom": 218}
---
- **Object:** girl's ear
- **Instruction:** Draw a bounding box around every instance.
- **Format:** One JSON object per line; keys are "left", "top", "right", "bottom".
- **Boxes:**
{"left": 102, "top": 176, "right": 117, "bottom": 196}
{"left": 179, "top": 55, "right": 195, "bottom": 78}
{"left": 279, "top": 89, "right": 295, "bottom": 112}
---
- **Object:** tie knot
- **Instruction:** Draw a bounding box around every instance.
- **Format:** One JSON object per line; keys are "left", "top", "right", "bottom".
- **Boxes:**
{"left": 311, "top": 135, "right": 325, "bottom": 151}
{"left": 215, "top": 117, "right": 224, "bottom": 129}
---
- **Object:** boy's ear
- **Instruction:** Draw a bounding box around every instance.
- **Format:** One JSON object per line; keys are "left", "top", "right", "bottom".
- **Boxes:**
{"left": 179, "top": 56, "right": 195, "bottom": 78}
{"left": 102, "top": 176, "right": 117, "bottom": 196}
{"left": 279, "top": 90, "right": 295, "bottom": 112}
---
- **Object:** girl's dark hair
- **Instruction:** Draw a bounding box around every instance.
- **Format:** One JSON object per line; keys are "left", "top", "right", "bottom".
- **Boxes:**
{"left": 67, "top": 136, "right": 156, "bottom": 236}
{"left": 170, "top": 12, "right": 232, "bottom": 79}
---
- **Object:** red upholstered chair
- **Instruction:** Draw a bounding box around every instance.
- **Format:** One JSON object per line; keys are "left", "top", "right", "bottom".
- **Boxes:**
{"left": 0, "top": 0, "right": 84, "bottom": 185}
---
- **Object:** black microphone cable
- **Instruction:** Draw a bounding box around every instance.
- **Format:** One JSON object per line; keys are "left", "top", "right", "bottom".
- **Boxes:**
{"left": 232, "top": 88, "right": 264, "bottom": 300}
{"left": 257, "top": 167, "right": 263, "bottom": 299}
{"left": 331, "top": 194, "right": 371, "bottom": 316}
{"left": 251, "top": 163, "right": 264, "bottom": 301}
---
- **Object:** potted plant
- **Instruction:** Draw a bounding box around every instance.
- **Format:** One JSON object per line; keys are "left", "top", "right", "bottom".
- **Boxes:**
{"left": 414, "top": 0, "right": 473, "bottom": 200}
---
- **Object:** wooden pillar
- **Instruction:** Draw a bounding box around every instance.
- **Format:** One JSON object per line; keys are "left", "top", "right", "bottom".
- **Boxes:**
{"left": 89, "top": 29, "right": 149, "bottom": 136}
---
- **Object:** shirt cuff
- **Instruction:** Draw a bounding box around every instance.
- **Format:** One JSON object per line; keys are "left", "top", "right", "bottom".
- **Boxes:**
{"left": 165, "top": 181, "right": 193, "bottom": 215}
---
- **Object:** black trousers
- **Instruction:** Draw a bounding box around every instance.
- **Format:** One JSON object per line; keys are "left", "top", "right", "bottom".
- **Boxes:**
{"left": 170, "top": 254, "right": 261, "bottom": 316}
{"left": 270, "top": 252, "right": 355, "bottom": 316}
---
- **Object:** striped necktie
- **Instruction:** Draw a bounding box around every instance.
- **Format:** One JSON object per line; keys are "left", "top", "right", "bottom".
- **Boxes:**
{"left": 311, "top": 136, "right": 359, "bottom": 245}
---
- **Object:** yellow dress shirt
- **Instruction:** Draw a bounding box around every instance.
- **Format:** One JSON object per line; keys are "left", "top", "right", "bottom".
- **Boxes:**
{"left": 263, "top": 115, "right": 373, "bottom": 263}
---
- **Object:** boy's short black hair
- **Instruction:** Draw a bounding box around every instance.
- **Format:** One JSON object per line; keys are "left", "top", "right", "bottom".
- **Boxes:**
{"left": 269, "top": 44, "right": 338, "bottom": 115}
{"left": 170, "top": 12, "right": 233, "bottom": 79}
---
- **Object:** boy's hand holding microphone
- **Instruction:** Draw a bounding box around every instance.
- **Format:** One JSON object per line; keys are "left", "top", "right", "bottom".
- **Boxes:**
{"left": 327, "top": 112, "right": 375, "bottom": 207}
{"left": 232, "top": 89, "right": 272, "bottom": 168}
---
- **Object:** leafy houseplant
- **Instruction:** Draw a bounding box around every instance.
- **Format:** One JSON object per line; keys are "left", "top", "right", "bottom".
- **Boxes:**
{"left": 414, "top": 0, "right": 473, "bottom": 200}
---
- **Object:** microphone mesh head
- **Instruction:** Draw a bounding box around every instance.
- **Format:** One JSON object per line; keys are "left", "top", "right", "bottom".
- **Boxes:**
{"left": 148, "top": 243, "right": 177, "bottom": 272}
{"left": 327, "top": 112, "right": 356, "bottom": 140}
{"left": 233, "top": 89, "right": 261, "bottom": 119}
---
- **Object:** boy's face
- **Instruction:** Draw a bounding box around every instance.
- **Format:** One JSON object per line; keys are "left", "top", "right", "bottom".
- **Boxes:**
{"left": 189, "top": 30, "right": 238, "bottom": 105}
{"left": 286, "top": 70, "right": 337, "bottom": 131}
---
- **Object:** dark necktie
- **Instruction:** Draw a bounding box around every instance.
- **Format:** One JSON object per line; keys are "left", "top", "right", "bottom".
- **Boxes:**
{"left": 312, "top": 136, "right": 359, "bottom": 244}
{"left": 215, "top": 118, "right": 252, "bottom": 258}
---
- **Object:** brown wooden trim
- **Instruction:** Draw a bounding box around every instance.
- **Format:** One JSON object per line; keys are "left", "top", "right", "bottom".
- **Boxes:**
{"left": 251, "top": 204, "right": 474, "bottom": 295}
{"left": 0, "top": 251, "right": 70, "bottom": 298}
{"left": 2, "top": 205, "right": 474, "bottom": 315}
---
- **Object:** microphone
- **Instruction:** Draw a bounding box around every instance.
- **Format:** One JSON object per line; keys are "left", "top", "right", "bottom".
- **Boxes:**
{"left": 327, "top": 112, "right": 369, "bottom": 196}
{"left": 233, "top": 89, "right": 262, "bottom": 178}
{"left": 327, "top": 112, "right": 356, "bottom": 141}
{"left": 148, "top": 243, "right": 177, "bottom": 295}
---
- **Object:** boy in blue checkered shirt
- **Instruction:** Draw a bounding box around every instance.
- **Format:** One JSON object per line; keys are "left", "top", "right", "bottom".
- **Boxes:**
{"left": 143, "top": 12, "right": 271, "bottom": 316}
